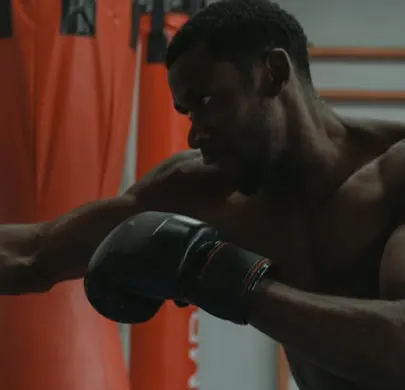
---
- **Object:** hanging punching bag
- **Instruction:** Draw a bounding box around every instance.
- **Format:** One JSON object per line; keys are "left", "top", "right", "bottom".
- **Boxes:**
{"left": 0, "top": 1, "right": 139, "bottom": 389}
{"left": 130, "top": 1, "right": 202, "bottom": 390}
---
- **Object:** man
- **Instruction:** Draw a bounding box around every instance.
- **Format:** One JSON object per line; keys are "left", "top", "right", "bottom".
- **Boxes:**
{"left": 1, "top": 0, "right": 405, "bottom": 388}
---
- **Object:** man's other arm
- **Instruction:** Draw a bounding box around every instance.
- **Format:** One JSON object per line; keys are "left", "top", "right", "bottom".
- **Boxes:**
{"left": 247, "top": 141, "right": 405, "bottom": 389}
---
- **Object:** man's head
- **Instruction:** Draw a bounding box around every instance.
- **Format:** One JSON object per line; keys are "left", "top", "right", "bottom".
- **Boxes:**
{"left": 166, "top": 0, "right": 313, "bottom": 195}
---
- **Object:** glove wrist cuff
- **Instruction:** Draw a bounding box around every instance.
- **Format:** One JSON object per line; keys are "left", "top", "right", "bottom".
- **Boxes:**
{"left": 187, "top": 240, "right": 272, "bottom": 325}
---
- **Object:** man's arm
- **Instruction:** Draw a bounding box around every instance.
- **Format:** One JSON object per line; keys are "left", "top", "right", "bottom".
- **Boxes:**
{"left": 246, "top": 139, "right": 405, "bottom": 389}
{"left": 0, "top": 150, "right": 217, "bottom": 295}
{"left": 0, "top": 191, "right": 152, "bottom": 295}
{"left": 247, "top": 225, "right": 405, "bottom": 389}
{"left": 0, "top": 223, "right": 51, "bottom": 294}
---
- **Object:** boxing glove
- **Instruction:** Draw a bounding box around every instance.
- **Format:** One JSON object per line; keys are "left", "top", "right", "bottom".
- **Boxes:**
{"left": 84, "top": 267, "right": 164, "bottom": 324}
{"left": 84, "top": 211, "right": 271, "bottom": 325}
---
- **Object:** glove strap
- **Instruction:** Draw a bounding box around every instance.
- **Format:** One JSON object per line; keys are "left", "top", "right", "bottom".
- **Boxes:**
{"left": 188, "top": 240, "right": 272, "bottom": 325}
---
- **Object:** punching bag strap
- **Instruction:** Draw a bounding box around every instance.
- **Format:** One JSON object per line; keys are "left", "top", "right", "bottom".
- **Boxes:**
{"left": 130, "top": 0, "right": 141, "bottom": 50}
{"left": 0, "top": 0, "right": 12, "bottom": 38}
{"left": 147, "top": 0, "right": 167, "bottom": 63}
{"left": 185, "top": 0, "right": 204, "bottom": 15}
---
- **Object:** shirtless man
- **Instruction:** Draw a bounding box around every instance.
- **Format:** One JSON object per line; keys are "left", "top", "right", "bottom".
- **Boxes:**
{"left": 1, "top": 0, "right": 405, "bottom": 389}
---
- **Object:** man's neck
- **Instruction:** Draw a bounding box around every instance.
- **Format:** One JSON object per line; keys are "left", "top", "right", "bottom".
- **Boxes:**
{"left": 265, "top": 95, "right": 352, "bottom": 208}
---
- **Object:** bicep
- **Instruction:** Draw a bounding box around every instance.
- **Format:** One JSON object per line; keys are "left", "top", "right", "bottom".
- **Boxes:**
{"left": 379, "top": 225, "right": 405, "bottom": 300}
{"left": 51, "top": 150, "right": 205, "bottom": 238}
{"left": 123, "top": 149, "right": 230, "bottom": 217}
{"left": 46, "top": 149, "right": 227, "bottom": 262}
{"left": 123, "top": 149, "right": 203, "bottom": 196}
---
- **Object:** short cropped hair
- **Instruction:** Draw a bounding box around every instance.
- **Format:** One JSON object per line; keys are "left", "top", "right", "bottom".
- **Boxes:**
{"left": 165, "top": 0, "right": 312, "bottom": 84}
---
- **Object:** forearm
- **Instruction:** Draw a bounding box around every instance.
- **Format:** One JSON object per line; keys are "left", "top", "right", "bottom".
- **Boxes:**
{"left": 0, "top": 223, "right": 51, "bottom": 294}
{"left": 46, "top": 196, "right": 137, "bottom": 255}
{"left": 247, "top": 279, "right": 405, "bottom": 388}
{"left": 0, "top": 195, "right": 140, "bottom": 294}
{"left": 36, "top": 195, "right": 140, "bottom": 285}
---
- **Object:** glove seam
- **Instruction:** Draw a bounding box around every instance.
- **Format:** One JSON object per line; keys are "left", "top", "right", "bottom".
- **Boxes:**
{"left": 197, "top": 241, "right": 228, "bottom": 280}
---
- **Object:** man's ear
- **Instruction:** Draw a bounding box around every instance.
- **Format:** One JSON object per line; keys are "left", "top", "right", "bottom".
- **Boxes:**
{"left": 259, "top": 48, "right": 292, "bottom": 97}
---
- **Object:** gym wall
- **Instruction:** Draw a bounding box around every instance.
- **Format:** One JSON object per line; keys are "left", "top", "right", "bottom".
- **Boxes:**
{"left": 118, "top": 1, "right": 405, "bottom": 390}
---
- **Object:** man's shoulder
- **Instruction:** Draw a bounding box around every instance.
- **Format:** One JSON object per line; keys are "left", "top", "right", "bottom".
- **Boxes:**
{"left": 125, "top": 150, "right": 233, "bottom": 201}
{"left": 380, "top": 138, "right": 405, "bottom": 182}
{"left": 348, "top": 117, "right": 405, "bottom": 191}
{"left": 375, "top": 140, "right": 405, "bottom": 300}
{"left": 348, "top": 117, "right": 405, "bottom": 143}
{"left": 379, "top": 138, "right": 405, "bottom": 211}
{"left": 142, "top": 149, "right": 205, "bottom": 179}
{"left": 143, "top": 149, "right": 228, "bottom": 184}
{"left": 380, "top": 138, "right": 405, "bottom": 173}
{"left": 341, "top": 126, "right": 405, "bottom": 212}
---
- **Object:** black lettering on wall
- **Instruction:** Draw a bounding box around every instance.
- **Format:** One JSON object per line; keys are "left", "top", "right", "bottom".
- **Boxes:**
{"left": 61, "top": 0, "right": 96, "bottom": 36}
{"left": 0, "top": 0, "right": 12, "bottom": 38}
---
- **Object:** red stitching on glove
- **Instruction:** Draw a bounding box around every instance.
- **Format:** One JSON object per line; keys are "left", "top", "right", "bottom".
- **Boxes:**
{"left": 198, "top": 241, "right": 228, "bottom": 280}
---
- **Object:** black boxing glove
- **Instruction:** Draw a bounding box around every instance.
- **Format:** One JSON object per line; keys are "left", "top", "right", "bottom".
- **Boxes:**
{"left": 84, "top": 211, "right": 271, "bottom": 325}
{"left": 84, "top": 267, "right": 164, "bottom": 324}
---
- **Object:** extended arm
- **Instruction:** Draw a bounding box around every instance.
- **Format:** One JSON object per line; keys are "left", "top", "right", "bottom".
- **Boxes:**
{"left": 0, "top": 195, "right": 140, "bottom": 294}
{"left": 247, "top": 226, "right": 405, "bottom": 389}
{"left": 0, "top": 223, "right": 50, "bottom": 294}
{"left": 0, "top": 150, "right": 215, "bottom": 295}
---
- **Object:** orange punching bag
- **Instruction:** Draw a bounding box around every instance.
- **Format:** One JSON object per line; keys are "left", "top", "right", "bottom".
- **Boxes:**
{"left": 0, "top": 1, "right": 140, "bottom": 389}
{"left": 129, "top": 1, "right": 202, "bottom": 390}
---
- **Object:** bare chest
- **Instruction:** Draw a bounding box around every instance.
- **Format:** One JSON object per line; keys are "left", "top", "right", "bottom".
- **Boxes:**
{"left": 212, "top": 168, "right": 397, "bottom": 390}
{"left": 213, "top": 163, "right": 396, "bottom": 298}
